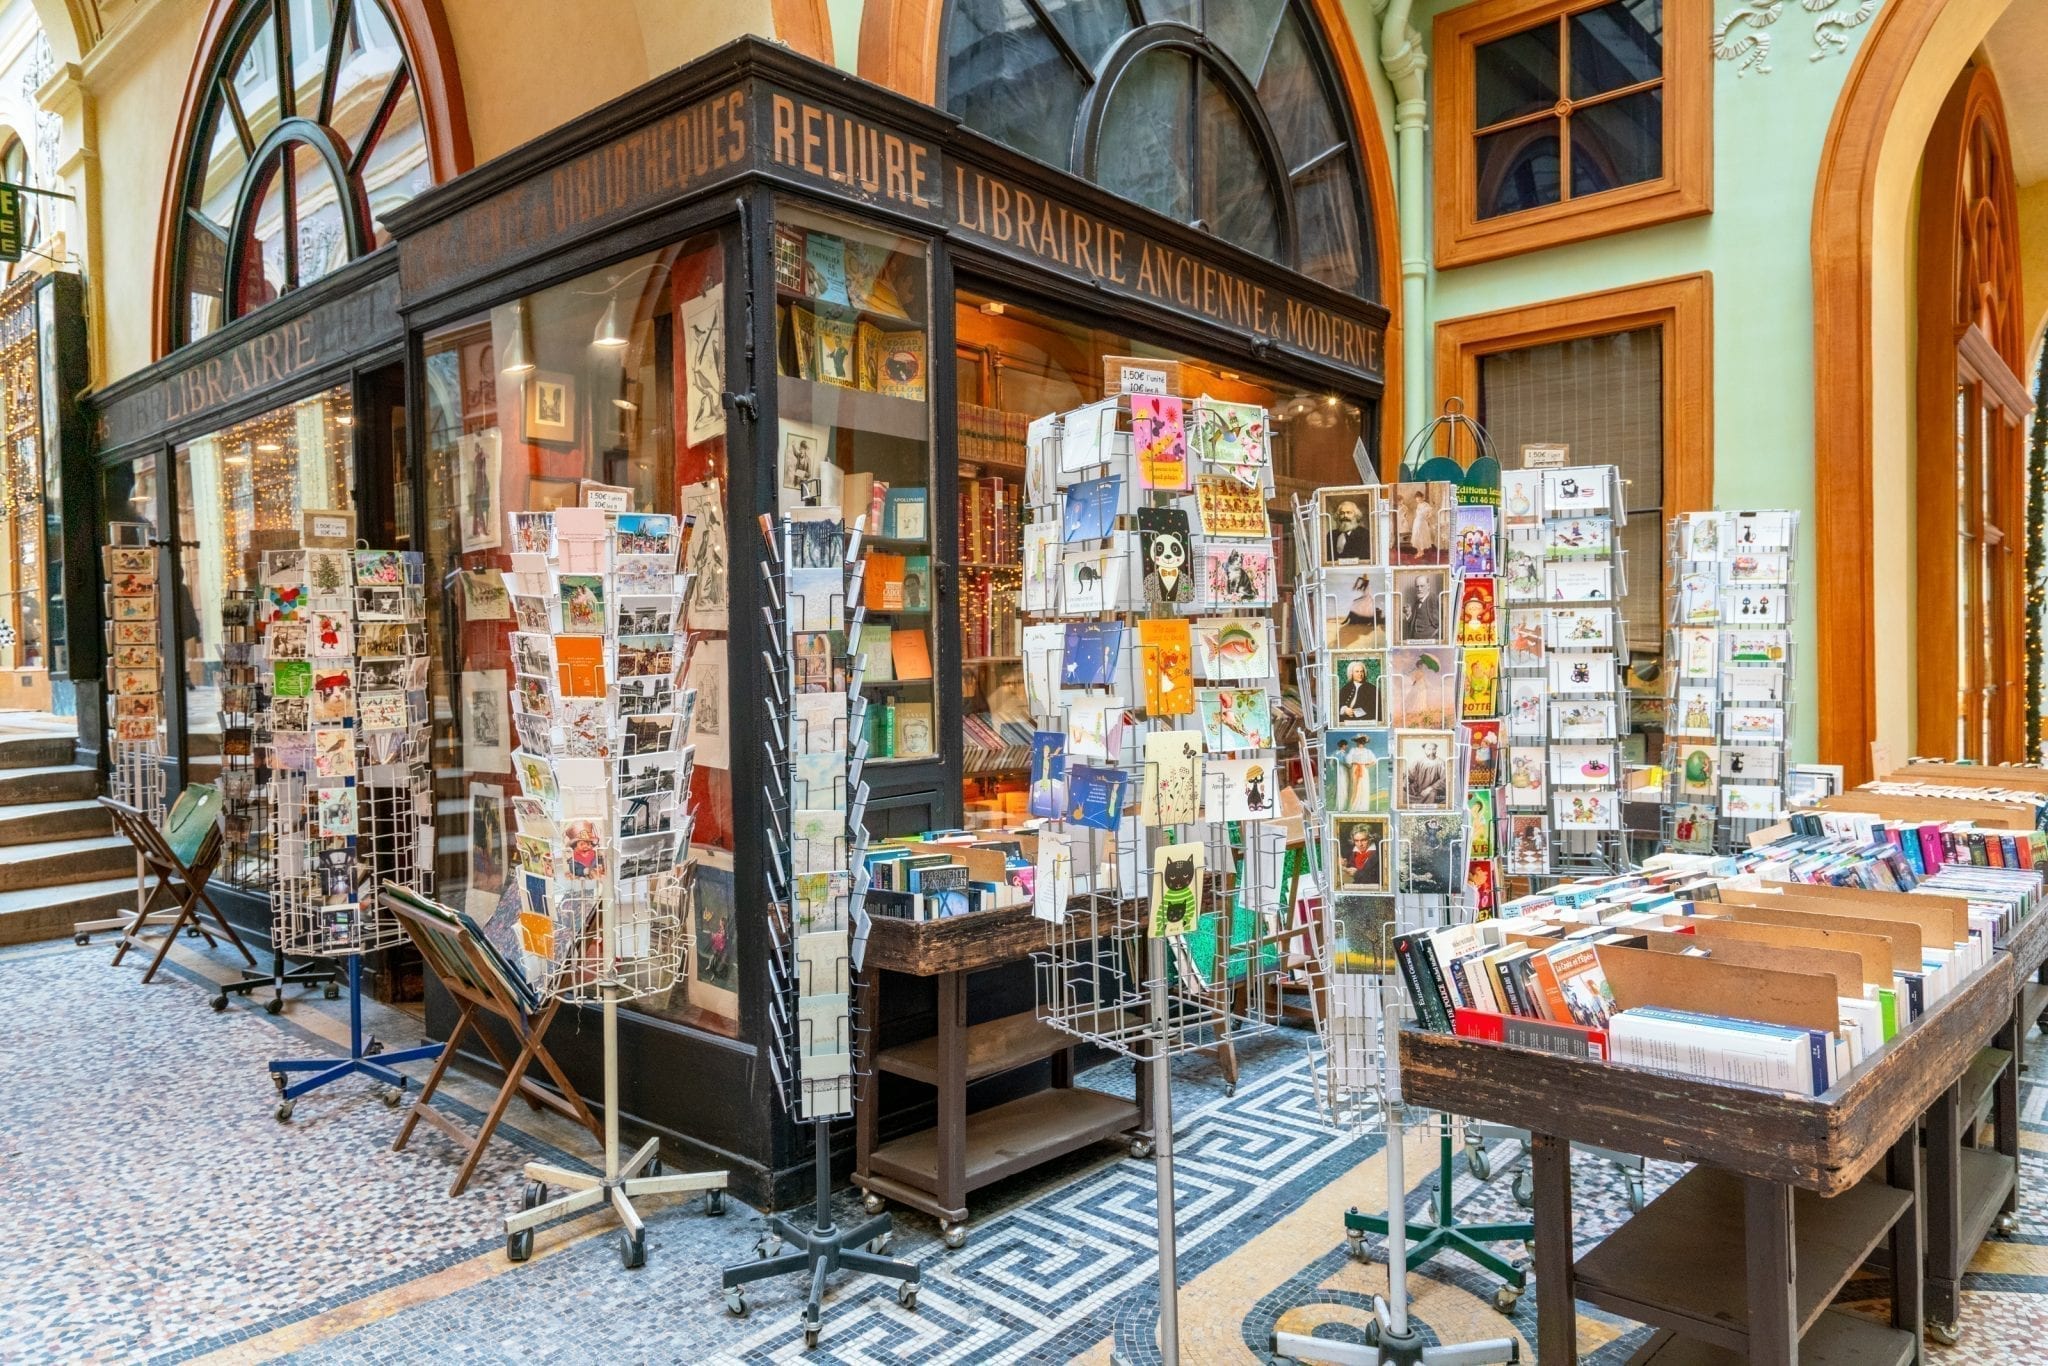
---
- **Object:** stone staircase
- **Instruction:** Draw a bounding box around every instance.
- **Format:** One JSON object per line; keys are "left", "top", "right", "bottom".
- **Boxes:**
{"left": 0, "top": 728, "right": 137, "bottom": 947}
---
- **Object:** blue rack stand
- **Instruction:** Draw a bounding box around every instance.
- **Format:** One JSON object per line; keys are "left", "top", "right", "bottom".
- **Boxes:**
{"left": 269, "top": 954, "right": 443, "bottom": 1121}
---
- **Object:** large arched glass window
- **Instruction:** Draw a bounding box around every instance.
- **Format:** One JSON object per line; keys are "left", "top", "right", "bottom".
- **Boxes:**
{"left": 168, "top": 0, "right": 430, "bottom": 346}
{"left": 942, "top": 0, "right": 1377, "bottom": 297}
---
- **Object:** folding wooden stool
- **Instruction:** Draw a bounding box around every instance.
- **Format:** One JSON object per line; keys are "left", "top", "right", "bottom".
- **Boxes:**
{"left": 100, "top": 786, "right": 256, "bottom": 983}
{"left": 385, "top": 888, "right": 602, "bottom": 1197}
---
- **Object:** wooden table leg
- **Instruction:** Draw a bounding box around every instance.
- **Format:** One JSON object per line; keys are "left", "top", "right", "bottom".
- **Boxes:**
{"left": 936, "top": 970, "right": 967, "bottom": 1218}
{"left": 855, "top": 966, "right": 881, "bottom": 1190}
{"left": 1745, "top": 1177, "right": 1797, "bottom": 1365}
{"left": 1888, "top": 1121, "right": 1926, "bottom": 1360}
{"left": 1995, "top": 998, "right": 2022, "bottom": 1217}
{"left": 1530, "top": 1132, "right": 1577, "bottom": 1366}
{"left": 1924, "top": 1082, "right": 1961, "bottom": 1326}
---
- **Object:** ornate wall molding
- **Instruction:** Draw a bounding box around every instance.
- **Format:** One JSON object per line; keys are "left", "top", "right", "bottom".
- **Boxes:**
{"left": 1714, "top": 0, "right": 1879, "bottom": 75}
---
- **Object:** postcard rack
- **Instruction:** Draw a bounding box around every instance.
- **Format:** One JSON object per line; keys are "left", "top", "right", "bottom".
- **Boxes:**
{"left": 719, "top": 510, "right": 918, "bottom": 1350}
{"left": 265, "top": 543, "right": 444, "bottom": 1120}
{"left": 211, "top": 585, "right": 339, "bottom": 1014}
{"left": 1020, "top": 393, "right": 1293, "bottom": 1366}
{"left": 78, "top": 526, "right": 171, "bottom": 947}
{"left": 1290, "top": 486, "right": 1532, "bottom": 1325}
{"left": 495, "top": 507, "right": 727, "bottom": 1272}
{"left": 1497, "top": 463, "right": 1630, "bottom": 879}
{"left": 1661, "top": 509, "right": 1801, "bottom": 854}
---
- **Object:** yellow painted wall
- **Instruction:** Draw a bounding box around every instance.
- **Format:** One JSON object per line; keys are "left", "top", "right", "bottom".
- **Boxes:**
{"left": 2017, "top": 179, "right": 2048, "bottom": 356}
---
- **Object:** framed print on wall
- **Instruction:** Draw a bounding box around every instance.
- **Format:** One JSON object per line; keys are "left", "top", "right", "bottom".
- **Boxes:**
{"left": 523, "top": 370, "right": 575, "bottom": 445}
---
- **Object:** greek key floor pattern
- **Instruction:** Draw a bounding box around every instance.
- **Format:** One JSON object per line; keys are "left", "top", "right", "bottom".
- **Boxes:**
{"left": 9, "top": 933, "right": 2048, "bottom": 1363}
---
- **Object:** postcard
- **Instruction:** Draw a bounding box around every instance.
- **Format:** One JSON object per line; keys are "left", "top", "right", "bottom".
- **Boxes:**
{"left": 1142, "top": 730, "right": 1204, "bottom": 825}
{"left": 1195, "top": 686, "right": 1273, "bottom": 753}
{"left": 1675, "top": 743, "right": 1718, "bottom": 796}
{"left": 1453, "top": 577, "right": 1498, "bottom": 647}
{"left": 1675, "top": 627, "right": 1718, "bottom": 679}
{"left": 556, "top": 574, "right": 605, "bottom": 634}
{"left": 1061, "top": 535, "right": 1132, "bottom": 614}
{"left": 1722, "top": 784, "right": 1782, "bottom": 820}
{"left": 1725, "top": 666, "right": 1785, "bottom": 703}
{"left": 1135, "top": 506, "right": 1194, "bottom": 609}
{"left": 1199, "top": 754, "right": 1275, "bottom": 824}
{"left": 1468, "top": 787, "right": 1497, "bottom": 861}
{"left": 1501, "top": 470, "right": 1543, "bottom": 529}
{"left": 1330, "top": 891, "right": 1396, "bottom": 970}
{"left": 1136, "top": 618, "right": 1194, "bottom": 717}
{"left": 1721, "top": 745, "right": 1779, "bottom": 780}
{"left": 1395, "top": 814, "right": 1458, "bottom": 893}
{"left": 1201, "top": 544, "right": 1276, "bottom": 607}
{"left": 1028, "top": 732, "right": 1068, "bottom": 820}
{"left": 1678, "top": 512, "right": 1724, "bottom": 562}
{"left": 1666, "top": 801, "right": 1718, "bottom": 852}
{"left": 1551, "top": 699, "right": 1618, "bottom": 740}
{"left": 1066, "top": 696, "right": 1127, "bottom": 762}
{"left": 1148, "top": 842, "right": 1206, "bottom": 936}
{"left": 1326, "top": 570, "right": 1390, "bottom": 649}
{"left": 1324, "top": 729, "right": 1392, "bottom": 814}
{"left": 1549, "top": 743, "right": 1617, "bottom": 787}
{"left": 1553, "top": 789, "right": 1618, "bottom": 830}
{"left": 1062, "top": 621, "right": 1125, "bottom": 687}
{"left": 1671, "top": 685, "right": 1717, "bottom": 737}
{"left": 1461, "top": 647, "right": 1499, "bottom": 719}
{"left": 1545, "top": 562, "right": 1613, "bottom": 602}
{"left": 1721, "top": 587, "right": 1787, "bottom": 624}
{"left": 1454, "top": 505, "right": 1497, "bottom": 575}
{"left": 1391, "top": 567, "right": 1450, "bottom": 645}
{"left": 1393, "top": 730, "right": 1456, "bottom": 810}
{"left": 1132, "top": 393, "right": 1187, "bottom": 491}
{"left": 1066, "top": 764, "right": 1129, "bottom": 831}
{"left": 1319, "top": 487, "right": 1377, "bottom": 565}
{"left": 359, "top": 691, "right": 406, "bottom": 731}
{"left": 1722, "top": 706, "right": 1786, "bottom": 743}
{"left": 1328, "top": 652, "right": 1384, "bottom": 726}
{"left": 1503, "top": 815, "right": 1550, "bottom": 874}
{"left": 1386, "top": 647, "right": 1456, "bottom": 728}
{"left": 1724, "top": 629, "right": 1790, "bottom": 666}
{"left": 1464, "top": 720, "right": 1501, "bottom": 787}
{"left": 1504, "top": 610, "right": 1546, "bottom": 670}
{"left": 1194, "top": 474, "right": 1267, "bottom": 539}
{"left": 1505, "top": 678, "right": 1544, "bottom": 738}
{"left": 1390, "top": 482, "right": 1451, "bottom": 566}
{"left": 1189, "top": 617, "right": 1270, "bottom": 682}
{"left": 1549, "top": 651, "right": 1616, "bottom": 694}
{"left": 1728, "top": 510, "right": 1794, "bottom": 551}
{"left": 1541, "top": 468, "right": 1608, "bottom": 513}
{"left": 1545, "top": 516, "right": 1612, "bottom": 560}
{"left": 1192, "top": 398, "right": 1267, "bottom": 475}
{"left": 1062, "top": 474, "right": 1123, "bottom": 542}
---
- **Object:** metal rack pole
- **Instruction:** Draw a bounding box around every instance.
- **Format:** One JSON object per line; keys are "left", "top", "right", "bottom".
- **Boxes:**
{"left": 1150, "top": 934, "right": 1179, "bottom": 1366}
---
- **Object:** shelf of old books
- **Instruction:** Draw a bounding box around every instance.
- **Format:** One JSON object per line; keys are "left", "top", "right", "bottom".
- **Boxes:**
{"left": 772, "top": 200, "right": 936, "bottom": 768}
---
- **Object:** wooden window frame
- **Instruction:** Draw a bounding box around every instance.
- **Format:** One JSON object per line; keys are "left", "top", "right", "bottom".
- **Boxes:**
{"left": 1432, "top": 272, "right": 1713, "bottom": 513}
{"left": 1433, "top": 0, "right": 1711, "bottom": 269}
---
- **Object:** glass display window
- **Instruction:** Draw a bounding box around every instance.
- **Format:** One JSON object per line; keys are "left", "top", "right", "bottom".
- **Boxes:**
{"left": 951, "top": 286, "right": 1366, "bottom": 827}
{"left": 419, "top": 230, "right": 738, "bottom": 1037}
{"left": 771, "top": 201, "right": 935, "bottom": 766}
{"left": 0, "top": 289, "right": 45, "bottom": 676}
{"left": 174, "top": 385, "right": 356, "bottom": 792}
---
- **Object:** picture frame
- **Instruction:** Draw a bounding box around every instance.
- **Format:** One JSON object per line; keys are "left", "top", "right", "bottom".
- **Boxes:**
{"left": 528, "top": 476, "right": 581, "bottom": 512}
{"left": 523, "top": 370, "right": 575, "bottom": 445}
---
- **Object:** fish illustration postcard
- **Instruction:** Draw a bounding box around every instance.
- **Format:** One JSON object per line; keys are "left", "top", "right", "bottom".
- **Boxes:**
{"left": 1132, "top": 393, "right": 1187, "bottom": 491}
{"left": 1195, "top": 686, "right": 1273, "bottom": 752}
{"left": 1136, "top": 618, "right": 1194, "bottom": 717}
{"left": 1194, "top": 474, "right": 1267, "bottom": 539}
{"left": 1149, "top": 842, "right": 1205, "bottom": 937}
{"left": 1136, "top": 506, "right": 1195, "bottom": 608}
{"left": 1061, "top": 620, "right": 1124, "bottom": 687}
{"left": 1455, "top": 576, "right": 1498, "bottom": 647}
{"left": 1067, "top": 764, "right": 1129, "bottom": 832}
{"left": 1454, "top": 506, "right": 1497, "bottom": 576}
{"left": 1062, "top": 474, "right": 1123, "bottom": 542}
{"left": 1325, "top": 730, "right": 1392, "bottom": 814}
{"left": 1190, "top": 617, "right": 1271, "bottom": 681}
{"left": 1142, "top": 729, "right": 1204, "bottom": 825}
{"left": 1200, "top": 754, "right": 1275, "bottom": 824}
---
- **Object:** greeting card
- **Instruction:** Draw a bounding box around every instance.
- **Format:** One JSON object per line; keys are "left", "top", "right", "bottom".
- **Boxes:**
{"left": 1142, "top": 729, "right": 1203, "bottom": 825}
{"left": 1136, "top": 618, "right": 1194, "bottom": 717}
{"left": 1132, "top": 394, "right": 1187, "bottom": 491}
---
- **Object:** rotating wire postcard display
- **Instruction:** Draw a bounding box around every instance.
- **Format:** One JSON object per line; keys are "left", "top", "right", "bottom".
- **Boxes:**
{"left": 495, "top": 505, "right": 729, "bottom": 1272}
{"left": 1497, "top": 465, "right": 1630, "bottom": 879}
{"left": 1663, "top": 509, "right": 1801, "bottom": 853}
{"left": 1021, "top": 393, "right": 1291, "bottom": 1366}
{"left": 265, "top": 541, "right": 444, "bottom": 1118}
{"left": 718, "top": 510, "right": 921, "bottom": 1347}
{"left": 80, "top": 525, "right": 169, "bottom": 947}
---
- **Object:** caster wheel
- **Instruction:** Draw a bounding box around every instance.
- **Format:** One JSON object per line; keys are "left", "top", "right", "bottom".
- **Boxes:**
{"left": 804, "top": 1324, "right": 820, "bottom": 1350}
{"left": 275, "top": 1101, "right": 294, "bottom": 1122}
{"left": 366, "top": 1039, "right": 384, "bottom": 1057}
{"left": 381, "top": 1085, "right": 402, "bottom": 1108}
{"left": 324, "top": 983, "right": 341, "bottom": 1000}
{"left": 1130, "top": 1138, "right": 1155, "bottom": 1159}
{"left": 210, "top": 994, "right": 228, "bottom": 1012}
{"left": 1625, "top": 1179, "right": 1646, "bottom": 1214}
{"left": 1996, "top": 1211, "right": 2020, "bottom": 1235}
{"left": 1494, "top": 1285, "right": 1522, "bottom": 1314}
{"left": 1511, "top": 1169, "right": 1534, "bottom": 1208}
{"left": 862, "top": 1191, "right": 885, "bottom": 1214}
{"left": 1928, "top": 1321, "right": 1961, "bottom": 1347}
{"left": 1345, "top": 1233, "right": 1365, "bottom": 1261}
{"left": 73, "top": 932, "right": 88, "bottom": 946}
{"left": 941, "top": 1223, "right": 967, "bottom": 1250}
{"left": 1467, "top": 1147, "right": 1494, "bottom": 1181}
{"left": 506, "top": 1227, "right": 533, "bottom": 1262}
{"left": 706, "top": 1189, "right": 726, "bottom": 1216}
{"left": 724, "top": 1288, "right": 747, "bottom": 1317}
{"left": 646, "top": 1157, "right": 663, "bottom": 1177}
{"left": 265, "top": 996, "right": 284, "bottom": 1016}
{"left": 523, "top": 1181, "right": 548, "bottom": 1210}
{"left": 271, "top": 1071, "right": 286, "bottom": 1094}
{"left": 898, "top": 1282, "right": 918, "bottom": 1311}
{"left": 868, "top": 1232, "right": 893, "bottom": 1254}
{"left": 619, "top": 1230, "right": 645, "bottom": 1270}
{"left": 1225, "top": 1082, "right": 1237, "bottom": 1098}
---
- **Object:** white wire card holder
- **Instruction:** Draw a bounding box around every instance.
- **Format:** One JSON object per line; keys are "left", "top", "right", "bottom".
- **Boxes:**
{"left": 501, "top": 509, "right": 728, "bottom": 1272}
{"left": 719, "top": 511, "right": 918, "bottom": 1350}
{"left": 81, "top": 525, "right": 172, "bottom": 947}
{"left": 266, "top": 544, "right": 444, "bottom": 1121}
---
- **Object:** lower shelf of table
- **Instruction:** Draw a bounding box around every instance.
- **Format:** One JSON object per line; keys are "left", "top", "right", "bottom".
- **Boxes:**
{"left": 1574, "top": 1165, "right": 1910, "bottom": 1350}
{"left": 1936, "top": 1145, "right": 2018, "bottom": 1286}
{"left": 862, "top": 1086, "right": 1140, "bottom": 1211}
{"left": 1960, "top": 1046, "right": 2011, "bottom": 1129}
{"left": 1625, "top": 1309, "right": 1914, "bottom": 1366}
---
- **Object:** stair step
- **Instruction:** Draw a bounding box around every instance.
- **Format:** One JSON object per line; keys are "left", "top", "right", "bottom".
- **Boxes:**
{"left": 0, "top": 876, "right": 143, "bottom": 947}
{"left": 0, "top": 734, "right": 75, "bottom": 770}
{"left": 0, "top": 834, "right": 135, "bottom": 892}
{"left": 0, "top": 764, "right": 97, "bottom": 804}
{"left": 0, "top": 799, "right": 111, "bottom": 846}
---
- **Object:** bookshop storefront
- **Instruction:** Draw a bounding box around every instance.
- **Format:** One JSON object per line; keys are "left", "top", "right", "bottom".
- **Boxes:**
{"left": 384, "top": 38, "right": 1389, "bottom": 1203}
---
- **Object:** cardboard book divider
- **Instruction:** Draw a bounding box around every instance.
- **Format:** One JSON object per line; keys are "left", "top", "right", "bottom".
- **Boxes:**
{"left": 1683, "top": 918, "right": 1894, "bottom": 989}
{"left": 1593, "top": 941, "right": 1843, "bottom": 1035}
{"left": 1703, "top": 901, "right": 1922, "bottom": 971}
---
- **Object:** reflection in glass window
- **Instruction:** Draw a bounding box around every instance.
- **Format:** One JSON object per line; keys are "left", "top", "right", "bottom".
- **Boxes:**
{"left": 944, "top": 0, "right": 1375, "bottom": 297}
{"left": 420, "top": 233, "right": 739, "bottom": 1037}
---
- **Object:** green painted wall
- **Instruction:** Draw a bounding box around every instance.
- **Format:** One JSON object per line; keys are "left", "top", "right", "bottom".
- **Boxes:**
{"left": 1412, "top": 2, "right": 1880, "bottom": 760}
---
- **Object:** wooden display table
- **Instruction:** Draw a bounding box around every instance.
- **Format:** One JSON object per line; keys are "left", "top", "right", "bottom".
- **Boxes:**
{"left": 853, "top": 906, "right": 1143, "bottom": 1245}
{"left": 1400, "top": 955, "right": 2016, "bottom": 1364}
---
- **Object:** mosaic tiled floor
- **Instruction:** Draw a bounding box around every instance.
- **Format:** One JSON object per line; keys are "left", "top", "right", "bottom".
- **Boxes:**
{"left": 8, "top": 932, "right": 2048, "bottom": 1364}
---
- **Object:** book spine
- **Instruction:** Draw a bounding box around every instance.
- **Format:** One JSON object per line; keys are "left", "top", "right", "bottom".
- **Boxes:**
{"left": 1418, "top": 935, "right": 1460, "bottom": 1029}
{"left": 1527, "top": 949, "right": 1570, "bottom": 1022}
{"left": 1451, "top": 1006, "right": 1507, "bottom": 1044}
{"left": 1394, "top": 933, "right": 1445, "bottom": 1032}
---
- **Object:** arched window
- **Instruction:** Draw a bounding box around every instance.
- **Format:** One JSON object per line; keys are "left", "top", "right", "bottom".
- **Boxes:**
{"left": 0, "top": 137, "right": 41, "bottom": 267}
{"left": 941, "top": 0, "right": 1378, "bottom": 298}
{"left": 166, "top": 0, "right": 434, "bottom": 347}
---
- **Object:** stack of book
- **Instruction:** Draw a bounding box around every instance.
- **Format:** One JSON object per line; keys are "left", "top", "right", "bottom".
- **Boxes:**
{"left": 957, "top": 403, "right": 1029, "bottom": 470}
{"left": 863, "top": 835, "right": 1033, "bottom": 921}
